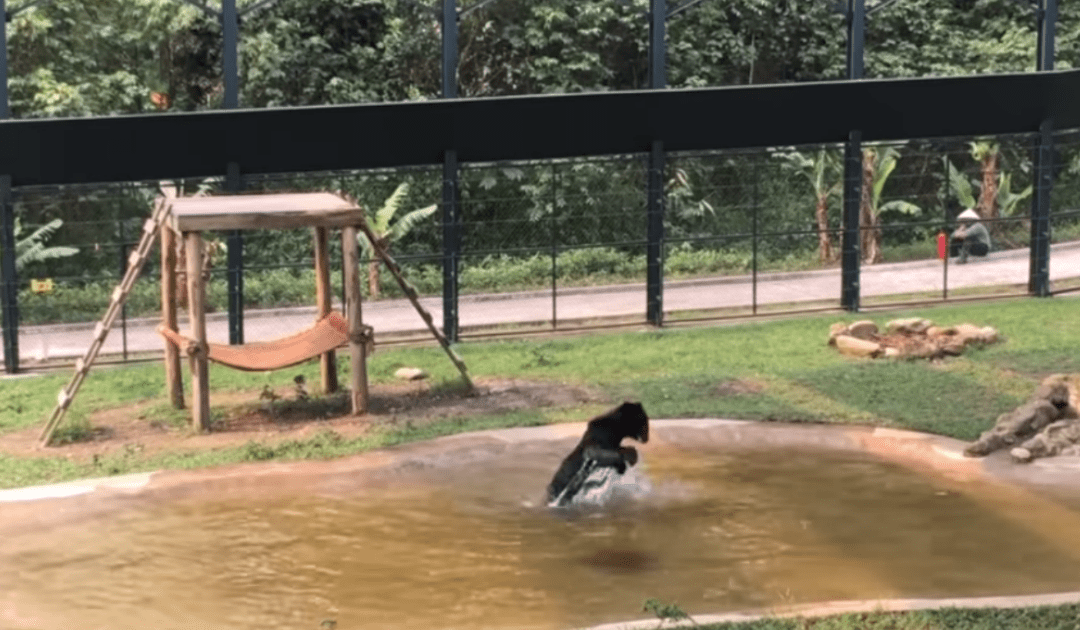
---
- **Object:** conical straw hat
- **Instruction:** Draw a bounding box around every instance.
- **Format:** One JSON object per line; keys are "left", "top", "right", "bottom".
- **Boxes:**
{"left": 958, "top": 208, "right": 981, "bottom": 221}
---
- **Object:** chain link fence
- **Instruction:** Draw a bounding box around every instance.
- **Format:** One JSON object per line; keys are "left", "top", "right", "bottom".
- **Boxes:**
{"left": 3, "top": 130, "right": 1080, "bottom": 369}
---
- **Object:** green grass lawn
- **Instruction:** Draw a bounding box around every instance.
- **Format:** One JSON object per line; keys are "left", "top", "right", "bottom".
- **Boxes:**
{"left": 3, "top": 296, "right": 1079, "bottom": 490}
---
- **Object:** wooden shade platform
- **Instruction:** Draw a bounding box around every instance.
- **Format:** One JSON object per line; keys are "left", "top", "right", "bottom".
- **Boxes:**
{"left": 160, "top": 191, "right": 370, "bottom": 432}
{"left": 169, "top": 192, "right": 362, "bottom": 232}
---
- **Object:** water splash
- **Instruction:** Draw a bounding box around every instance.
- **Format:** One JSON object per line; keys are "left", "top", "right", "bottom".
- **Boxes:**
{"left": 547, "top": 462, "right": 654, "bottom": 511}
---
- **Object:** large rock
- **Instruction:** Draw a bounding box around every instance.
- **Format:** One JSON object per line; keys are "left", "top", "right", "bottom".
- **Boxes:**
{"left": 965, "top": 374, "right": 1080, "bottom": 460}
{"left": 886, "top": 318, "right": 932, "bottom": 334}
{"left": 828, "top": 322, "right": 850, "bottom": 346}
{"left": 1010, "top": 419, "right": 1080, "bottom": 462}
{"left": 846, "top": 320, "right": 879, "bottom": 340}
{"left": 834, "top": 335, "right": 883, "bottom": 358}
{"left": 830, "top": 317, "right": 1000, "bottom": 360}
{"left": 964, "top": 399, "right": 1061, "bottom": 457}
{"left": 394, "top": 367, "right": 429, "bottom": 381}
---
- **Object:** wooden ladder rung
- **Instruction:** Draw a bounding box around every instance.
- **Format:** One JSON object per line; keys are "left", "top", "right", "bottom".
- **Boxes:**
{"left": 40, "top": 195, "right": 172, "bottom": 447}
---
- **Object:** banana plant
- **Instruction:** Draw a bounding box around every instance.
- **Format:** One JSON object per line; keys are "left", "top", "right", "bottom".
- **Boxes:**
{"left": 2, "top": 218, "right": 79, "bottom": 271}
{"left": 946, "top": 156, "right": 1031, "bottom": 225}
{"left": 861, "top": 146, "right": 921, "bottom": 264}
{"left": 777, "top": 148, "right": 842, "bottom": 262}
{"left": 358, "top": 182, "right": 437, "bottom": 300}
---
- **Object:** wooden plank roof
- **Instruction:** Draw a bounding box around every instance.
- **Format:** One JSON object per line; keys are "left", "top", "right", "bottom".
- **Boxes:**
{"left": 168, "top": 192, "right": 362, "bottom": 232}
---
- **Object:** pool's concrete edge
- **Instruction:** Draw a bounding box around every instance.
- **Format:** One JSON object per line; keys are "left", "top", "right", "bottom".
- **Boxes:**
{"left": 581, "top": 590, "right": 1080, "bottom": 630}
{"left": 0, "top": 470, "right": 155, "bottom": 502}
{"left": 4, "top": 417, "right": 1079, "bottom": 504}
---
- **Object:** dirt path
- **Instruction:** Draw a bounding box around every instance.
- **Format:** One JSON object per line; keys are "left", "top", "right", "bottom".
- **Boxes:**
{"left": 0, "top": 378, "right": 603, "bottom": 463}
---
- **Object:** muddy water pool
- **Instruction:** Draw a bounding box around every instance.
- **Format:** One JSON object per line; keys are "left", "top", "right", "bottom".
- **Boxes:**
{"left": 4, "top": 425, "right": 1080, "bottom": 630}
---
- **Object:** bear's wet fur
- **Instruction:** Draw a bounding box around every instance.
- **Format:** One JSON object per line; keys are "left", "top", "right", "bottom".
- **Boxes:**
{"left": 546, "top": 402, "right": 650, "bottom": 506}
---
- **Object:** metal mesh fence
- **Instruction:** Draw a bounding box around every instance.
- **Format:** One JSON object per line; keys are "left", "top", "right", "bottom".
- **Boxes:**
{"left": 3, "top": 129, "right": 1080, "bottom": 369}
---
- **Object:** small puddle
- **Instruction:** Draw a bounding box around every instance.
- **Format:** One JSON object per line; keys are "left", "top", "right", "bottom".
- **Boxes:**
{"left": 4, "top": 424, "right": 1080, "bottom": 630}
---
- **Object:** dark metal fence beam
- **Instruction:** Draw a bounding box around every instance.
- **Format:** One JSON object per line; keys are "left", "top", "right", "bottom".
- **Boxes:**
{"left": 1, "top": 0, "right": 12, "bottom": 371}
{"left": 1029, "top": 119, "right": 1052, "bottom": 296}
{"left": 1, "top": 174, "right": 16, "bottom": 372}
{"left": 846, "top": 0, "right": 865, "bottom": 80}
{"left": 1, "top": 0, "right": 8, "bottom": 120}
{"left": 1036, "top": 0, "right": 1056, "bottom": 73}
{"left": 223, "top": 0, "right": 238, "bottom": 109}
{"left": 2, "top": 71, "right": 1080, "bottom": 187}
{"left": 1028, "top": 0, "right": 1055, "bottom": 297}
{"left": 441, "top": 149, "right": 460, "bottom": 341}
{"left": 646, "top": 0, "right": 665, "bottom": 326}
{"left": 226, "top": 161, "right": 244, "bottom": 343}
{"left": 843, "top": 0, "right": 866, "bottom": 310}
{"left": 221, "top": 0, "right": 246, "bottom": 343}
{"left": 841, "top": 130, "right": 862, "bottom": 311}
{"left": 647, "top": 140, "right": 664, "bottom": 325}
{"left": 649, "top": 0, "right": 666, "bottom": 89}
{"left": 441, "top": 0, "right": 460, "bottom": 340}
{"left": 442, "top": 0, "right": 457, "bottom": 99}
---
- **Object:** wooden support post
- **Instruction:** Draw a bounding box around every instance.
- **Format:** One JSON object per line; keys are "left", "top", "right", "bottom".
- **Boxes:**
{"left": 314, "top": 226, "right": 338, "bottom": 393}
{"left": 161, "top": 223, "right": 184, "bottom": 409}
{"left": 342, "top": 225, "right": 368, "bottom": 414}
{"left": 185, "top": 231, "right": 211, "bottom": 432}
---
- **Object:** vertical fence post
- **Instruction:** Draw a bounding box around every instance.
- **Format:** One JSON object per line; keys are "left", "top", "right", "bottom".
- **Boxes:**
{"left": 0, "top": 0, "right": 14, "bottom": 373}
{"left": 647, "top": 142, "right": 665, "bottom": 327}
{"left": 0, "top": 0, "right": 9, "bottom": 120}
{"left": 0, "top": 174, "right": 16, "bottom": 373}
{"left": 118, "top": 218, "right": 129, "bottom": 360}
{"left": 442, "top": 150, "right": 460, "bottom": 341}
{"left": 1029, "top": 0, "right": 1055, "bottom": 297}
{"left": 752, "top": 153, "right": 759, "bottom": 315}
{"left": 222, "top": 0, "right": 239, "bottom": 110}
{"left": 550, "top": 162, "right": 558, "bottom": 329}
{"left": 442, "top": 0, "right": 458, "bottom": 100}
{"left": 842, "top": 131, "right": 863, "bottom": 312}
{"left": 846, "top": 0, "right": 865, "bottom": 80}
{"left": 441, "top": 0, "right": 460, "bottom": 341}
{"left": 226, "top": 162, "right": 244, "bottom": 344}
{"left": 1035, "top": 0, "right": 1056, "bottom": 73}
{"left": 941, "top": 153, "right": 949, "bottom": 300}
{"left": 646, "top": 0, "right": 666, "bottom": 327}
{"left": 223, "top": 0, "right": 243, "bottom": 345}
{"left": 1030, "top": 120, "right": 1053, "bottom": 296}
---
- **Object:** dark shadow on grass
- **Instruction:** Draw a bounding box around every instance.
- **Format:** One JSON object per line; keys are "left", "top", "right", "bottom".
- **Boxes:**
{"left": 795, "top": 361, "right": 1021, "bottom": 441}
{"left": 607, "top": 376, "right": 810, "bottom": 422}
{"left": 982, "top": 348, "right": 1080, "bottom": 378}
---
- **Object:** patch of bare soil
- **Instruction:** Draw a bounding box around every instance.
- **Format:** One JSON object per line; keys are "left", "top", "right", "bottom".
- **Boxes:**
{"left": 715, "top": 378, "right": 764, "bottom": 396}
{"left": 0, "top": 378, "right": 603, "bottom": 463}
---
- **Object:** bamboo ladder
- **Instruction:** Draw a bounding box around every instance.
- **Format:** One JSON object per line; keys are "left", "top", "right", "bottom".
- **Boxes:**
{"left": 39, "top": 193, "right": 173, "bottom": 446}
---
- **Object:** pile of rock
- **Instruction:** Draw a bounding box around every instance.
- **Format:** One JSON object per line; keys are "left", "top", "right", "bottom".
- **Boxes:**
{"left": 828, "top": 317, "right": 1000, "bottom": 359}
{"left": 964, "top": 374, "right": 1080, "bottom": 463}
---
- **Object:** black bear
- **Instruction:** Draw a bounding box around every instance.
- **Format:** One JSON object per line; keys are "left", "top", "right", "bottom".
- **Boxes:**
{"left": 546, "top": 401, "right": 650, "bottom": 507}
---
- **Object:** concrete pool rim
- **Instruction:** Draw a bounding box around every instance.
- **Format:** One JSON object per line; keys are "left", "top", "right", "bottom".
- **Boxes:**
{"left": 4, "top": 417, "right": 1080, "bottom": 502}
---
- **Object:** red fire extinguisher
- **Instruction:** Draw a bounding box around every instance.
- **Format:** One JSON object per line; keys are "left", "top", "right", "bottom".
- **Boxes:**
{"left": 937, "top": 230, "right": 948, "bottom": 260}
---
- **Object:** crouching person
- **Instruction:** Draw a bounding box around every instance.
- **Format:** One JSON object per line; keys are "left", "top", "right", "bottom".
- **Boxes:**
{"left": 950, "top": 208, "right": 991, "bottom": 264}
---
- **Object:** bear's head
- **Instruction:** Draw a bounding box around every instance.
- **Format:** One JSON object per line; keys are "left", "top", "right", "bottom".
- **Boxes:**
{"left": 615, "top": 401, "right": 649, "bottom": 443}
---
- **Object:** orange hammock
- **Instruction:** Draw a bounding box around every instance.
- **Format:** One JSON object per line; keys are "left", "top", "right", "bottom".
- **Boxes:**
{"left": 158, "top": 312, "right": 351, "bottom": 372}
